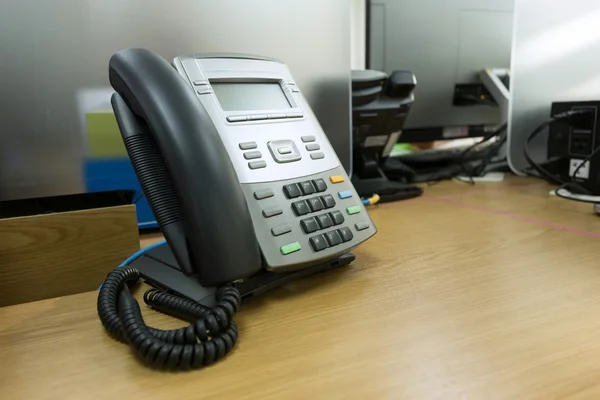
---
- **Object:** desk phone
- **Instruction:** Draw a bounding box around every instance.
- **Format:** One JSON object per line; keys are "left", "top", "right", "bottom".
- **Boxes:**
{"left": 98, "top": 48, "right": 376, "bottom": 370}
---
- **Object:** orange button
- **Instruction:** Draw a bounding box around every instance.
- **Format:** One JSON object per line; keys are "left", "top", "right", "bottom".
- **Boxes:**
{"left": 329, "top": 175, "right": 345, "bottom": 184}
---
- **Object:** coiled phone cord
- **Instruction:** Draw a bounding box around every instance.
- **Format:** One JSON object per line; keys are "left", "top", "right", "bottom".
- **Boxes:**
{"left": 97, "top": 266, "right": 241, "bottom": 370}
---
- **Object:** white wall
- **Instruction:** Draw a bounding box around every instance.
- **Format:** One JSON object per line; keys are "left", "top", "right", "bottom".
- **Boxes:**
{"left": 509, "top": 0, "right": 600, "bottom": 173}
{"left": 350, "top": 0, "right": 366, "bottom": 69}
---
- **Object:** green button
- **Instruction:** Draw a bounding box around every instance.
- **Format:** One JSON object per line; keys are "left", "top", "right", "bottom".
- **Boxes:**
{"left": 346, "top": 205, "right": 362, "bottom": 215}
{"left": 280, "top": 242, "right": 301, "bottom": 255}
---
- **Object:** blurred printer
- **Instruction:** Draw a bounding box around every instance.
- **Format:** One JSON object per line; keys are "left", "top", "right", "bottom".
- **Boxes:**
{"left": 351, "top": 69, "right": 422, "bottom": 202}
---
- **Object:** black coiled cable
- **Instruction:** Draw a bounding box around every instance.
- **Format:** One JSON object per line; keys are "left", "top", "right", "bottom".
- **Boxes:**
{"left": 97, "top": 267, "right": 241, "bottom": 370}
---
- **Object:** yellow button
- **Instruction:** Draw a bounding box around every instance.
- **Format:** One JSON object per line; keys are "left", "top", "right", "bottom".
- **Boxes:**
{"left": 329, "top": 175, "right": 345, "bottom": 184}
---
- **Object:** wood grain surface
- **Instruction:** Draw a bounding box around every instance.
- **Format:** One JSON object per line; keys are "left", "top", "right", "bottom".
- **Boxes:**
{"left": 0, "top": 205, "right": 140, "bottom": 306}
{"left": 2, "top": 177, "right": 600, "bottom": 400}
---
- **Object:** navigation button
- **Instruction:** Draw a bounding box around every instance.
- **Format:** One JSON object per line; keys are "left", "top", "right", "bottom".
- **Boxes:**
{"left": 278, "top": 147, "right": 292, "bottom": 155}
{"left": 309, "top": 235, "right": 329, "bottom": 252}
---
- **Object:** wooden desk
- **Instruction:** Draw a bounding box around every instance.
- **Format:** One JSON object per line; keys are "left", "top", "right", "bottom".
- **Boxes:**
{"left": 2, "top": 177, "right": 600, "bottom": 400}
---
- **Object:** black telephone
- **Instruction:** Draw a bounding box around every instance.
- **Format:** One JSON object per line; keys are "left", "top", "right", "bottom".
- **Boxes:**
{"left": 97, "top": 48, "right": 376, "bottom": 370}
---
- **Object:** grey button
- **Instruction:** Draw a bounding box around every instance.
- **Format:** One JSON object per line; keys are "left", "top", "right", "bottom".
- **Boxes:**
{"left": 305, "top": 143, "right": 320, "bottom": 151}
{"left": 355, "top": 222, "right": 370, "bottom": 231}
{"left": 287, "top": 112, "right": 304, "bottom": 118}
{"left": 292, "top": 88, "right": 300, "bottom": 93}
{"left": 271, "top": 224, "right": 292, "bottom": 237}
{"left": 310, "top": 235, "right": 329, "bottom": 252}
{"left": 239, "top": 141, "right": 257, "bottom": 150}
{"left": 248, "top": 160, "right": 267, "bottom": 170}
{"left": 197, "top": 89, "right": 212, "bottom": 95}
{"left": 193, "top": 80, "right": 208, "bottom": 86}
{"left": 310, "top": 152, "right": 325, "bottom": 160}
{"left": 248, "top": 114, "right": 268, "bottom": 121}
{"left": 244, "top": 151, "right": 262, "bottom": 160}
{"left": 288, "top": 81, "right": 296, "bottom": 86}
{"left": 254, "top": 189, "right": 274, "bottom": 200}
{"left": 228, "top": 116, "right": 247, "bottom": 122}
{"left": 262, "top": 207, "right": 283, "bottom": 218}
{"left": 268, "top": 140, "right": 302, "bottom": 163}
{"left": 269, "top": 113, "right": 287, "bottom": 120}
{"left": 278, "top": 147, "right": 292, "bottom": 155}
{"left": 301, "top": 136, "right": 316, "bottom": 143}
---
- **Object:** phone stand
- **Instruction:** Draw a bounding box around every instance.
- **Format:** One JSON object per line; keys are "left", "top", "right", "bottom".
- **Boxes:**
{"left": 130, "top": 243, "right": 356, "bottom": 307}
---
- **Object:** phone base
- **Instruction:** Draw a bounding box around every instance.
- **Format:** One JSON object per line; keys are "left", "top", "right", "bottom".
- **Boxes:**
{"left": 130, "top": 243, "right": 355, "bottom": 307}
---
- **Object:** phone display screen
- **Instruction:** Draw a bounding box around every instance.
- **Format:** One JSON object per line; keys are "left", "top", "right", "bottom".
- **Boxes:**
{"left": 211, "top": 82, "right": 291, "bottom": 111}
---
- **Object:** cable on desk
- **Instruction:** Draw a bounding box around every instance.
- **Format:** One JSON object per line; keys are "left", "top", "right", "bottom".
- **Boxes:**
{"left": 97, "top": 267, "right": 241, "bottom": 370}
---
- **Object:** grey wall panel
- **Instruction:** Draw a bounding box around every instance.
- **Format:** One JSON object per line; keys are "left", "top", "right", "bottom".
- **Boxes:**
{"left": 0, "top": 0, "right": 351, "bottom": 200}
{"left": 508, "top": 0, "right": 600, "bottom": 174}
{"left": 370, "top": 0, "right": 514, "bottom": 130}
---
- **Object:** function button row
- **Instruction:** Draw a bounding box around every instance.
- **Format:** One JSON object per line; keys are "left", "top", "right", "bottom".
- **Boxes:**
{"left": 249, "top": 160, "right": 266, "bottom": 170}
{"left": 254, "top": 189, "right": 274, "bottom": 200}
{"left": 244, "top": 151, "right": 262, "bottom": 160}
{"left": 283, "top": 178, "right": 327, "bottom": 199}
{"left": 271, "top": 224, "right": 292, "bottom": 237}
{"left": 262, "top": 207, "right": 283, "bottom": 218}
{"left": 292, "top": 195, "right": 337, "bottom": 216}
{"left": 338, "top": 190, "right": 353, "bottom": 199}
{"left": 300, "top": 211, "right": 345, "bottom": 234}
{"left": 280, "top": 241, "right": 301, "bottom": 255}
{"left": 239, "top": 141, "right": 257, "bottom": 150}
{"left": 309, "top": 227, "right": 354, "bottom": 252}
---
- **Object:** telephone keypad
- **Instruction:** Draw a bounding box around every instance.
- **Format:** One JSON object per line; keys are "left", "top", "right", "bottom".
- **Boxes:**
{"left": 309, "top": 235, "right": 329, "bottom": 252}
{"left": 300, "top": 218, "right": 319, "bottom": 234}
{"left": 338, "top": 227, "right": 354, "bottom": 242}
{"left": 325, "top": 230, "right": 343, "bottom": 247}
{"left": 330, "top": 210, "right": 345, "bottom": 225}
{"left": 312, "top": 179, "right": 327, "bottom": 192}
{"left": 321, "top": 194, "right": 336, "bottom": 209}
{"left": 308, "top": 197, "right": 324, "bottom": 212}
{"left": 300, "top": 181, "right": 316, "bottom": 195}
{"left": 292, "top": 200, "right": 310, "bottom": 216}
{"left": 283, "top": 184, "right": 302, "bottom": 199}
{"left": 316, "top": 214, "right": 333, "bottom": 229}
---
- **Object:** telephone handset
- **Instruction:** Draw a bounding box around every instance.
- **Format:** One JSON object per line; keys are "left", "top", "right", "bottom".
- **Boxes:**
{"left": 98, "top": 48, "right": 376, "bottom": 370}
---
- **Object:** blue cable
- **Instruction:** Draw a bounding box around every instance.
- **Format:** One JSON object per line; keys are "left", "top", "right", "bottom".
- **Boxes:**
{"left": 98, "top": 239, "right": 167, "bottom": 290}
{"left": 362, "top": 199, "right": 370, "bottom": 205}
